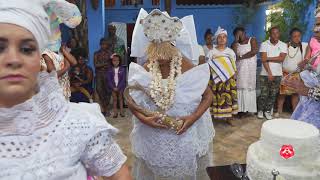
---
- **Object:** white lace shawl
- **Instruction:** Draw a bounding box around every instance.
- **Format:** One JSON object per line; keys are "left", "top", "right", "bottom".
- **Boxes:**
{"left": 0, "top": 72, "right": 126, "bottom": 180}
{"left": 128, "top": 63, "right": 215, "bottom": 177}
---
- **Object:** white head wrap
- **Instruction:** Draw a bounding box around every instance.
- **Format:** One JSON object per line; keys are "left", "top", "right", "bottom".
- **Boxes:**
{"left": 130, "top": 8, "right": 200, "bottom": 61}
{"left": 0, "top": 0, "right": 51, "bottom": 51}
{"left": 214, "top": 26, "right": 228, "bottom": 38}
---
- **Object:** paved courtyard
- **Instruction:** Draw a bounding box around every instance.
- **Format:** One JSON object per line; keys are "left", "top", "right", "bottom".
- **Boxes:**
{"left": 107, "top": 110, "right": 291, "bottom": 169}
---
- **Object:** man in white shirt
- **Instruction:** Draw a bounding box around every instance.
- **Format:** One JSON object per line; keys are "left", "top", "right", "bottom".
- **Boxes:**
{"left": 258, "top": 27, "right": 287, "bottom": 120}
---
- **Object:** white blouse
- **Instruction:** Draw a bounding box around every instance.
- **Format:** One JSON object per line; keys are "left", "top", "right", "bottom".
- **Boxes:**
{"left": 114, "top": 67, "right": 120, "bottom": 87}
{"left": 0, "top": 72, "right": 126, "bottom": 180}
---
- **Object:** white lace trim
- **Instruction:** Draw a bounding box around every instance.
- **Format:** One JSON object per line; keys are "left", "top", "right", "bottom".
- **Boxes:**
{"left": 0, "top": 72, "right": 68, "bottom": 136}
{"left": 130, "top": 94, "right": 215, "bottom": 177}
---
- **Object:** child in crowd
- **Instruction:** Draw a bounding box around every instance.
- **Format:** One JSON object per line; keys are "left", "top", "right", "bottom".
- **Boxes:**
{"left": 107, "top": 54, "right": 127, "bottom": 118}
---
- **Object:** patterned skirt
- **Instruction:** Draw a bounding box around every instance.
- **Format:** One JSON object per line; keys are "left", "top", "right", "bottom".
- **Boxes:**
{"left": 209, "top": 71, "right": 238, "bottom": 119}
{"left": 279, "top": 72, "right": 300, "bottom": 95}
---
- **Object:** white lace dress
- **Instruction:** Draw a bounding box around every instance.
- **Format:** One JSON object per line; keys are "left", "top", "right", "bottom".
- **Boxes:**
{"left": 128, "top": 63, "right": 215, "bottom": 180}
{"left": 235, "top": 38, "right": 257, "bottom": 113}
{"left": 0, "top": 72, "right": 126, "bottom": 180}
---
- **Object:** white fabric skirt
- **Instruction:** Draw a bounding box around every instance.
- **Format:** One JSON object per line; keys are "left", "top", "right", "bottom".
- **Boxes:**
{"left": 237, "top": 89, "right": 257, "bottom": 113}
{"left": 132, "top": 144, "right": 213, "bottom": 180}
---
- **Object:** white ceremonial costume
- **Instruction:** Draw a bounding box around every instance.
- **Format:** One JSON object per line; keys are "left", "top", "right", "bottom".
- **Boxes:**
{"left": 0, "top": 1, "right": 126, "bottom": 179}
{"left": 129, "top": 63, "right": 214, "bottom": 179}
{"left": 128, "top": 9, "right": 215, "bottom": 180}
{"left": 0, "top": 73, "right": 127, "bottom": 180}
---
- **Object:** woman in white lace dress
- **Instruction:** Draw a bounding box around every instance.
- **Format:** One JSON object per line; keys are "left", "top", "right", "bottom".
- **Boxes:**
{"left": 231, "top": 27, "right": 258, "bottom": 114}
{"left": 0, "top": 1, "right": 131, "bottom": 179}
{"left": 127, "top": 9, "right": 215, "bottom": 180}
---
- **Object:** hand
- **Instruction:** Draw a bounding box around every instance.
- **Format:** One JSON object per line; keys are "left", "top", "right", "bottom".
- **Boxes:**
{"left": 268, "top": 74, "right": 274, "bottom": 82}
{"left": 298, "top": 59, "right": 308, "bottom": 69}
{"left": 139, "top": 115, "right": 168, "bottom": 129}
{"left": 176, "top": 115, "right": 197, "bottom": 135}
{"left": 113, "top": 88, "right": 118, "bottom": 91}
{"left": 282, "top": 78, "right": 309, "bottom": 96}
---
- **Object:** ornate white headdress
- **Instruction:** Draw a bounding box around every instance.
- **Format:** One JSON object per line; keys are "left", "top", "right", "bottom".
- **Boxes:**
{"left": 141, "top": 9, "right": 183, "bottom": 43}
{"left": 131, "top": 8, "right": 200, "bottom": 61}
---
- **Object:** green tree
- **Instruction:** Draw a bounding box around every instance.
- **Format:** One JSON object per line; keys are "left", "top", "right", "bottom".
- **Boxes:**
{"left": 266, "top": 0, "right": 313, "bottom": 41}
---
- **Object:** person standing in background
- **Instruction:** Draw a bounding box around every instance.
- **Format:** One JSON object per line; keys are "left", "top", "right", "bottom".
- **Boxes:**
{"left": 207, "top": 27, "right": 238, "bottom": 125}
{"left": 203, "top": 29, "right": 214, "bottom": 56}
{"left": 107, "top": 54, "right": 126, "bottom": 118}
{"left": 232, "top": 27, "right": 258, "bottom": 116}
{"left": 106, "top": 24, "right": 127, "bottom": 65}
{"left": 94, "top": 38, "right": 112, "bottom": 116}
{"left": 257, "top": 27, "right": 287, "bottom": 120}
{"left": 275, "top": 28, "right": 308, "bottom": 117}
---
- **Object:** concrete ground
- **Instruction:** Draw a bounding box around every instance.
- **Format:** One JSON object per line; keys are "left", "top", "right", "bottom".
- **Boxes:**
{"left": 107, "top": 110, "right": 291, "bottom": 169}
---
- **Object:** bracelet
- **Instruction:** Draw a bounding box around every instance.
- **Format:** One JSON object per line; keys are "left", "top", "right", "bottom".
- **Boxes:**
{"left": 308, "top": 87, "right": 320, "bottom": 101}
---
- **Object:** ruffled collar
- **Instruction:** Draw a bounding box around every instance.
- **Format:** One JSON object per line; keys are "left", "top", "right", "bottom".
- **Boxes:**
{"left": 0, "top": 72, "right": 69, "bottom": 136}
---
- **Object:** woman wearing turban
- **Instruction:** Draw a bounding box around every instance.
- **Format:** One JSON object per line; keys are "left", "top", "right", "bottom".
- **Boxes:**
{"left": 0, "top": 0, "right": 131, "bottom": 179}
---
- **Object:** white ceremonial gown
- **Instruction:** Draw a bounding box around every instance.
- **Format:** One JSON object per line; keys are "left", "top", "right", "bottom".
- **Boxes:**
{"left": 128, "top": 63, "right": 215, "bottom": 180}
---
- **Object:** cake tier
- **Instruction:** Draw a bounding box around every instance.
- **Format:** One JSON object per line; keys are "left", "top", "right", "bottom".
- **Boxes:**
{"left": 260, "top": 119, "right": 319, "bottom": 163}
{"left": 247, "top": 142, "right": 320, "bottom": 180}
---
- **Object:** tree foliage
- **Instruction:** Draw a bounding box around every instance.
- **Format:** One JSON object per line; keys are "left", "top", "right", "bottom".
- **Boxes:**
{"left": 266, "top": 0, "right": 313, "bottom": 41}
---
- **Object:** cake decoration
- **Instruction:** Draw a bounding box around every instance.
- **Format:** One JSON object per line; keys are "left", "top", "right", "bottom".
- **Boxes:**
{"left": 279, "top": 145, "right": 295, "bottom": 159}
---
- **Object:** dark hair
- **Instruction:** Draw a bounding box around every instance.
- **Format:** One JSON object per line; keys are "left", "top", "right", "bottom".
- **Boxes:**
{"left": 111, "top": 54, "right": 122, "bottom": 66}
{"left": 269, "top": 26, "right": 280, "bottom": 34}
{"left": 204, "top": 29, "right": 213, "bottom": 40}
{"left": 233, "top": 27, "right": 245, "bottom": 36}
{"left": 100, "top": 38, "right": 108, "bottom": 45}
{"left": 289, "top": 27, "right": 302, "bottom": 36}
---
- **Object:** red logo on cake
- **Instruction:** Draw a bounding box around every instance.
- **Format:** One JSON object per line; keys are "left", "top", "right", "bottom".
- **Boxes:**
{"left": 280, "top": 145, "right": 295, "bottom": 159}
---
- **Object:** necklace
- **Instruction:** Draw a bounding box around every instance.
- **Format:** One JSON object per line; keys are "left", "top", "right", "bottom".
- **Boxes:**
{"left": 287, "top": 42, "right": 300, "bottom": 59}
{"left": 148, "top": 54, "right": 182, "bottom": 111}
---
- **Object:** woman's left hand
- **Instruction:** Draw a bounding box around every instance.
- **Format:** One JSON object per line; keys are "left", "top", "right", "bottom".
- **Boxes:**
{"left": 177, "top": 115, "right": 197, "bottom": 135}
{"left": 282, "top": 77, "right": 309, "bottom": 96}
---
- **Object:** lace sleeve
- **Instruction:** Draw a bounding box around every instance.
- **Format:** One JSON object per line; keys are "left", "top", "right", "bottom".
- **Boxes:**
{"left": 74, "top": 103, "right": 127, "bottom": 177}
{"left": 81, "top": 130, "right": 127, "bottom": 177}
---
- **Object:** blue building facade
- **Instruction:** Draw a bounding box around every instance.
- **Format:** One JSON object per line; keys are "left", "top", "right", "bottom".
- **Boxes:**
{"left": 85, "top": 0, "right": 282, "bottom": 67}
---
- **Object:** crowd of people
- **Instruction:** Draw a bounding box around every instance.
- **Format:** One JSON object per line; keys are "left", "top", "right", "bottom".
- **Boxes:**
{"left": 0, "top": 1, "right": 320, "bottom": 180}
{"left": 199, "top": 25, "right": 319, "bottom": 127}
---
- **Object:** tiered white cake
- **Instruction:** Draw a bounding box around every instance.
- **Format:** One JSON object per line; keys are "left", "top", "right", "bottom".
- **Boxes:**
{"left": 246, "top": 119, "right": 320, "bottom": 180}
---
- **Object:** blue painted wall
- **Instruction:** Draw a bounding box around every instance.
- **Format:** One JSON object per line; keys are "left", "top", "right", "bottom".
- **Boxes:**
{"left": 86, "top": 0, "right": 105, "bottom": 72}
{"left": 105, "top": 0, "right": 272, "bottom": 46}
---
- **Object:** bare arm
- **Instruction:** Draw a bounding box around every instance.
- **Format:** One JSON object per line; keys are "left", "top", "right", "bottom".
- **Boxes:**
{"left": 61, "top": 46, "right": 77, "bottom": 66}
{"left": 56, "top": 59, "right": 70, "bottom": 78}
{"left": 266, "top": 53, "right": 287, "bottom": 63}
{"left": 261, "top": 52, "right": 272, "bottom": 75}
{"left": 304, "top": 44, "right": 311, "bottom": 60}
{"left": 102, "top": 165, "right": 132, "bottom": 180}
{"left": 238, "top": 38, "right": 259, "bottom": 60}
{"left": 94, "top": 53, "right": 108, "bottom": 68}
{"left": 192, "top": 87, "right": 213, "bottom": 119}
{"left": 198, "top": 55, "right": 206, "bottom": 65}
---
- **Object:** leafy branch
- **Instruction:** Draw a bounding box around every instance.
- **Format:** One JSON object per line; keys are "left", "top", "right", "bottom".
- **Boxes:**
{"left": 265, "top": 0, "right": 313, "bottom": 41}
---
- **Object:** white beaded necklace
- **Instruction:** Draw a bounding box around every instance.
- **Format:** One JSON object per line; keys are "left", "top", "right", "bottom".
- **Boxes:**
{"left": 148, "top": 54, "right": 182, "bottom": 111}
